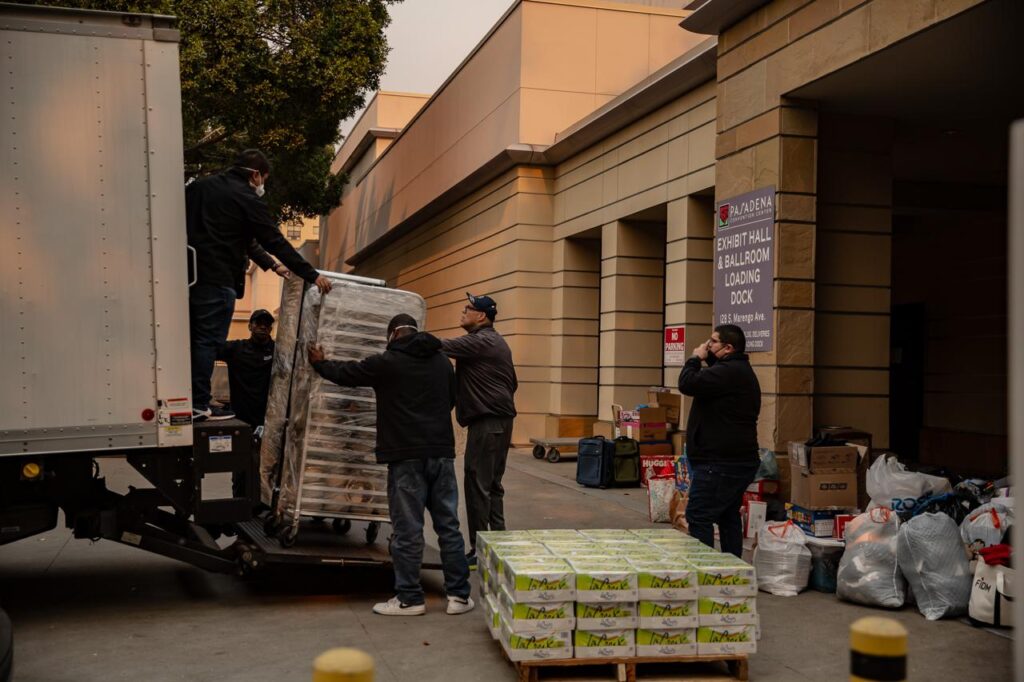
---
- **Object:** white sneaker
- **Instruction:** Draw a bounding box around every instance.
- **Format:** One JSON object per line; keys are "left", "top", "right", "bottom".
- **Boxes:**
{"left": 446, "top": 595, "right": 475, "bottom": 615}
{"left": 372, "top": 597, "right": 425, "bottom": 616}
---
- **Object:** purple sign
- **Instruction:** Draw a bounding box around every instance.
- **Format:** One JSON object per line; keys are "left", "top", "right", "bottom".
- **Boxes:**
{"left": 713, "top": 186, "right": 775, "bottom": 352}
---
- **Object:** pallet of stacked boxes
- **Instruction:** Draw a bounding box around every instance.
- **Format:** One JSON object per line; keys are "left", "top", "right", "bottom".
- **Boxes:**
{"left": 480, "top": 528, "right": 757, "bottom": 679}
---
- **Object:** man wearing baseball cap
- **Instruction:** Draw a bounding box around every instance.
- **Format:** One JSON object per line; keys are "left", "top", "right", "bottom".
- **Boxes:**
{"left": 217, "top": 309, "right": 277, "bottom": 429}
{"left": 441, "top": 293, "right": 518, "bottom": 566}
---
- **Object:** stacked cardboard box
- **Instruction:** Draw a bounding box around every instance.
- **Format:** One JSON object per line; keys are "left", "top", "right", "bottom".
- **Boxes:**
{"left": 786, "top": 442, "right": 861, "bottom": 537}
{"left": 479, "top": 529, "right": 758, "bottom": 660}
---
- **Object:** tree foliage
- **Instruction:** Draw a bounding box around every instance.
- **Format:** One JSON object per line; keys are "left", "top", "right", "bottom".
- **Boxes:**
{"left": 17, "top": 0, "right": 397, "bottom": 221}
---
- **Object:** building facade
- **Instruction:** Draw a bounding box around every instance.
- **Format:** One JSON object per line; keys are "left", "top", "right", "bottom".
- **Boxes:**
{"left": 323, "top": 0, "right": 1019, "bottom": 476}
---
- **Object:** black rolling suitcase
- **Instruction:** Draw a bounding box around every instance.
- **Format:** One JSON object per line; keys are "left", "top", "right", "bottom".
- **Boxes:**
{"left": 611, "top": 437, "right": 641, "bottom": 487}
{"left": 576, "top": 436, "right": 615, "bottom": 488}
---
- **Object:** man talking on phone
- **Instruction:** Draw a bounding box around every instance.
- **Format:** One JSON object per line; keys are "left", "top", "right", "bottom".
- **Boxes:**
{"left": 677, "top": 324, "right": 761, "bottom": 558}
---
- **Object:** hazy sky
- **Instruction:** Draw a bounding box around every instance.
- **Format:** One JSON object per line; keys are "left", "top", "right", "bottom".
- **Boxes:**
{"left": 339, "top": 0, "right": 513, "bottom": 138}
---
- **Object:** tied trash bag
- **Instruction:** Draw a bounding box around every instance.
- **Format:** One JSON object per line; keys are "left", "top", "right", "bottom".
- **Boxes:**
{"left": 837, "top": 508, "right": 906, "bottom": 608}
{"left": 754, "top": 521, "right": 811, "bottom": 596}
{"left": 961, "top": 502, "right": 1013, "bottom": 554}
{"left": 898, "top": 512, "right": 973, "bottom": 620}
{"left": 866, "top": 455, "right": 951, "bottom": 517}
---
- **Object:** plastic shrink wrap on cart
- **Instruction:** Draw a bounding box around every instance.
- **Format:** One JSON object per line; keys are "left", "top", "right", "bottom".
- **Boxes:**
{"left": 898, "top": 512, "right": 972, "bottom": 620}
{"left": 836, "top": 508, "right": 906, "bottom": 608}
{"left": 271, "top": 276, "right": 426, "bottom": 534}
{"left": 259, "top": 276, "right": 306, "bottom": 505}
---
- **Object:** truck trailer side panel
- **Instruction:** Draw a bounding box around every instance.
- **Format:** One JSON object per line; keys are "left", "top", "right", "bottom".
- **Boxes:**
{"left": 0, "top": 7, "right": 191, "bottom": 455}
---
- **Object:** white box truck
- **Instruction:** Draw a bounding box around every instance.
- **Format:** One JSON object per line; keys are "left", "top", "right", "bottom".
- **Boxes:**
{"left": 0, "top": 3, "right": 395, "bottom": 575}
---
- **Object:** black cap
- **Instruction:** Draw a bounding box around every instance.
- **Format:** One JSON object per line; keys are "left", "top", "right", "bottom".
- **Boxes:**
{"left": 250, "top": 309, "right": 275, "bottom": 325}
{"left": 466, "top": 292, "right": 497, "bottom": 320}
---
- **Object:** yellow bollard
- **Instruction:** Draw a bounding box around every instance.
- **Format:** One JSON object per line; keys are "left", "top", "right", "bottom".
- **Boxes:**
{"left": 850, "top": 617, "right": 907, "bottom": 682}
{"left": 312, "top": 647, "right": 374, "bottom": 682}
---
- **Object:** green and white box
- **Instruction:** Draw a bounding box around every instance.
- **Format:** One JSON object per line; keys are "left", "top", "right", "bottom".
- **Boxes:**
{"left": 570, "top": 559, "right": 639, "bottom": 603}
{"left": 499, "top": 613, "right": 573, "bottom": 662}
{"left": 629, "top": 559, "right": 697, "bottom": 600}
{"left": 528, "top": 529, "right": 582, "bottom": 540}
{"left": 689, "top": 557, "right": 757, "bottom": 597}
{"left": 637, "top": 599, "right": 698, "bottom": 628}
{"left": 498, "top": 583, "right": 574, "bottom": 632}
{"left": 477, "top": 531, "right": 534, "bottom": 562}
{"left": 579, "top": 529, "right": 637, "bottom": 540}
{"left": 492, "top": 546, "right": 555, "bottom": 583}
{"left": 500, "top": 558, "right": 575, "bottom": 602}
{"left": 635, "top": 628, "right": 698, "bottom": 657}
{"left": 697, "top": 596, "right": 758, "bottom": 626}
{"left": 573, "top": 629, "right": 635, "bottom": 658}
{"left": 629, "top": 529, "right": 692, "bottom": 540}
{"left": 574, "top": 601, "right": 638, "bottom": 630}
{"left": 541, "top": 541, "right": 607, "bottom": 558}
{"left": 484, "top": 593, "right": 501, "bottom": 640}
{"left": 697, "top": 625, "right": 757, "bottom": 655}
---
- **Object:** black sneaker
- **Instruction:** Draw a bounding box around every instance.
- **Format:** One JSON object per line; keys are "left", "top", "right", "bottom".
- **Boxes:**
{"left": 466, "top": 552, "right": 478, "bottom": 571}
{"left": 192, "top": 408, "right": 211, "bottom": 423}
{"left": 207, "top": 405, "right": 235, "bottom": 421}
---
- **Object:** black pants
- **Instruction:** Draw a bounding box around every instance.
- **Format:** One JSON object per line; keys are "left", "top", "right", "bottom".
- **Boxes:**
{"left": 464, "top": 416, "right": 513, "bottom": 552}
{"left": 685, "top": 459, "right": 760, "bottom": 558}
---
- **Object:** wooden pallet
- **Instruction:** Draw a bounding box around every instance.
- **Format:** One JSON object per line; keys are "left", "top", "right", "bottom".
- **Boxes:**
{"left": 504, "top": 653, "right": 749, "bottom": 682}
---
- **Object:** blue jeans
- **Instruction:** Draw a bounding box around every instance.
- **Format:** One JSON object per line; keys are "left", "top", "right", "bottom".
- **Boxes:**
{"left": 189, "top": 284, "right": 236, "bottom": 411}
{"left": 388, "top": 458, "right": 470, "bottom": 605}
{"left": 685, "top": 459, "right": 760, "bottom": 558}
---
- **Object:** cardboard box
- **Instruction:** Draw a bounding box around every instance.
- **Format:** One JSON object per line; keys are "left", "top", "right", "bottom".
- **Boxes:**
{"left": 620, "top": 406, "right": 668, "bottom": 442}
{"left": 639, "top": 442, "right": 673, "bottom": 457}
{"left": 788, "top": 442, "right": 858, "bottom": 474}
{"left": 484, "top": 593, "right": 501, "bottom": 640}
{"left": 545, "top": 415, "right": 598, "bottom": 439}
{"left": 500, "top": 558, "right": 575, "bottom": 602}
{"left": 697, "top": 596, "right": 758, "bottom": 626}
{"left": 697, "top": 626, "right": 757, "bottom": 655}
{"left": 574, "top": 601, "right": 638, "bottom": 630}
{"left": 787, "top": 503, "right": 855, "bottom": 538}
{"left": 746, "top": 480, "right": 779, "bottom": 495}
{"left": 573, "top": 629, "right": 635, "bottom": 658}
{"left": 591, "top": 420, "right": 616, "bottom": 439}
{"left": 671, "top": 431, "right": 685, "bottom": 457}
{"left": 789, "top": 460, "right": 858, "bottom": 509}
{"left": 569, "top": 559, "right": 639, "bottom": 603}
{"left": 647, "top": 389, "right": 682, "bottom": 424}
{"left": 498, "top": 583, "right": 575, "bottom": 633}
{"left": 688, "top": 557, "right": 758, "bottom": 597}
{"left": 628, "top": 559, "right": 697, "bottom": 600}
{"left": 640, "top": 453, "right": 676, "bottom": 487}
{"left": 635, "top": 628, "right": 697, "bottom": 657}
{"left": 744, "top": 500, "right": 767, "bottom": 539}
{"left": 499, "top": 614, "right": 573, "bottom": 661}
{"left": 637, "top": 600, "right": 698, "bottom": 628}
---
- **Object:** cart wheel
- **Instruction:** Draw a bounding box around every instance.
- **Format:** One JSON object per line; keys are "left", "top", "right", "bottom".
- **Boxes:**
{"left": 546, "top": 448, "right": 561, "bottom": 463}
{"left": 332, "top": 518, "right": 352, "bottom": 535}
{"left": 532, "top": 444, "right": 545, "bottom": 459}
{"left": 312, "top": 516, "right": 326, "bottom": 525}
{"left": 366, "top": 521, "right": 380, "bottom": 544}
{"left": 279, "top": 527, "right": 298, "bottom": 548}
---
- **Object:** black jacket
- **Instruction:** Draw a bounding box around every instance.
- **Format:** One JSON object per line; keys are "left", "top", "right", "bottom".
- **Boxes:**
{"left": 217, "top": 338, "right": 274, "bottom": 427}
{"left": 678, "top": 353, "right": 761, "bottom": 463}
{"left": 186, "top": 169, "right": 318, "bottom": 297}
{"left": 311, "top": 332, "right": 456, "bottom": 463}
{"left": 440, "top": 326, "right": 518, "bottom": 426}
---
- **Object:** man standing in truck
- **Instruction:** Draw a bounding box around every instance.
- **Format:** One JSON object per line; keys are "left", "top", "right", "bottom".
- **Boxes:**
{"left": 186, "top": 149, "right": 332, "bottom": 422}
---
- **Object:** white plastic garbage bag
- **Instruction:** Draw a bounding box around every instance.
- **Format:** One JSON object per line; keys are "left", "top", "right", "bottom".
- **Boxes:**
{"left": 754, "top": 521, "right": 811, "bottom": 597}
{"left": 837, "top": 508, "right": 906, "bottom": 608}
{"left": 898, "top": 512, "right": 972, "bottom": 620}
{"left": 961, "top": 502, "right": 1013, "bottom": 553}
{"left": 866, "top": 456, "right": 951, "bottom": 515}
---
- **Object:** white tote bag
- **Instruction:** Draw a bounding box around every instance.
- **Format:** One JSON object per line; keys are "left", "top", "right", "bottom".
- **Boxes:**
{"left": 969, "top": 561, "right": 1014, "bottom": 627}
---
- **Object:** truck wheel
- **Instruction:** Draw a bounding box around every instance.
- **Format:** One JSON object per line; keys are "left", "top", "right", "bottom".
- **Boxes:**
{"left": 546, "top": 448, "right": 561, "bottom": 463}
{"left": 332, "top": 518, "right": 351, "bottom": 535}
{"left": 532, "top": 445, "right": 545, "bottom": 459}
{"left": 366, "top": 522, "right": 379, "bottom": 544}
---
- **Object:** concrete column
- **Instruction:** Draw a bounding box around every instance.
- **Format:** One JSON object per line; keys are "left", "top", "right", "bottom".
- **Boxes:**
{"left": 598, "top": 220, "right": 665, "bottom": 420}
{"left": 813, "top": 114, "right": 894, "bottom": 447}
{"left": 548, "top": 238, "right": 601, "bottom": 417}
{"left": 665, "top": 195, "right": 715, "bottom": 419}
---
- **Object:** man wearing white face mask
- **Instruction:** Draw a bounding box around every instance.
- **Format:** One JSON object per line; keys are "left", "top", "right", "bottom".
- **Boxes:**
{"left": 186, "top": 148, "right": 332, "bottom": 422}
